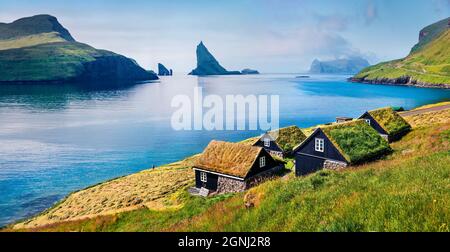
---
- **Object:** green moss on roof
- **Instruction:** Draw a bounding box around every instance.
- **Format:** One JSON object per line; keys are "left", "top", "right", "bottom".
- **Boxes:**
{"left": 268, "top": 126, "right": 307, "bottom": 152}
{"left": 368, "top": 107, "right": 411, "bottom": 136}
{"left": 321, "top": 120, "right": 391, "bottom": 164}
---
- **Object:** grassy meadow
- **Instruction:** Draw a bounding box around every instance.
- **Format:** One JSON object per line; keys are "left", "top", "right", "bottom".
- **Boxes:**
{"left": 5, "top": 105, "right": 449, "bottom": 232}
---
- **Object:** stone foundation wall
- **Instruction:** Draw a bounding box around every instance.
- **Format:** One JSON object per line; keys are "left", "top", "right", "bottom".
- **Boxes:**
{"left": 246, "top": 165, "right": 282, "bottom": 188}
{"left": 323, "top": 160, "right": 347, "bottom": 170}
{"left": 216, "top": 166, "right": 282, "bottom": 194}
{"left": 216, "top": 176, "right": 246, "bottom": 194}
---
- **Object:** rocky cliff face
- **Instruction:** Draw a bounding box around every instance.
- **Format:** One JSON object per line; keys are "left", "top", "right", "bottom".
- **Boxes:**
{"left": 410, "top": 17, "right": 450, "bottom": 53}
{"left": 189, "top": 41, "right": 240, "bottom": 76}
{"left": 0, "top": 14, "right": 158, "bottom": 83}
{"left": 310, "top": 57, "right": 370, "bottom": 74}
{"left": 77, "top": 55, "right": 156, "bottom": 81}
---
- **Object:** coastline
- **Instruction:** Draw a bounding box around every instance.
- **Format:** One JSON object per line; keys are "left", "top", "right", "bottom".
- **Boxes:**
{"left": 7, "top": 101, "right": 450, "bottom": 230}
{"left": 349, "top": 77, "right": 450, "bottom": 89}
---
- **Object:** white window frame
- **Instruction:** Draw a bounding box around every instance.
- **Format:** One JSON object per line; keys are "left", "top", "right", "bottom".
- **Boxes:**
{"left": 200, "top": 172, "right": 207, "bottom": 183}
{"left": 264, "top": 138, "right": 270, "bottom": 147}
{"left": 315, "top": 138, "right": 324, "bottom": 152}
{"left": 260, "top": 156, "right": 266, "bottom": 168}
{"left": 365, "top": 119, "right": 371, "bottom": 125}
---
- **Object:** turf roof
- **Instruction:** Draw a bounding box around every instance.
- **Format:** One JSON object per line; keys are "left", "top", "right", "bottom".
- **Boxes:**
{"left": 367, "top": 107, "right": 411, "bottom": 136}
{"left": 194, "top": 140, "right": 264, "bottom": 178}
{"left": 266, "top": 126, "right": 307, "bottom": 152}
{"left": 321, "top": 120, "right": 391, "bottom": 164}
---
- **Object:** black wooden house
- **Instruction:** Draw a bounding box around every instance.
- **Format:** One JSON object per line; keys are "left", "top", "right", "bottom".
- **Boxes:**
{"left": 359, "top": 107, "right": 411, "bottom": 142}
{"left": 193, "top": 140, "right": 281, "bottom": 195}
{"left": 293, "top": 120, "right": 391, "bottom": 176}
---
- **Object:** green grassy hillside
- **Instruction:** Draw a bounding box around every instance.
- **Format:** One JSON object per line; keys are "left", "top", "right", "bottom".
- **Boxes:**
{"left": 0, "top": 15, "right": 74, "bottom": 41}
{"left": 0, "top": 32, "right": 66, "bottom": 51}
{"left": 0, "top": 42, "right": 156, "bottom": 82}
{"left": 411, "top": 17, "right": 450, "bottom": 53}
{"left": 0, "top": 15, "right": 157, "bottom": 82}
{"left": 7, "top": 108, "right": 449, "bottom": 232}
{"left": 352, "top": 18, "right": 450, "bottom": 87}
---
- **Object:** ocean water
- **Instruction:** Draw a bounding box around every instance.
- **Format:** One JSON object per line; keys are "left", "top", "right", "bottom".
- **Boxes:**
{"left": 0, "top": 74, "right": 449, "bottom": 226}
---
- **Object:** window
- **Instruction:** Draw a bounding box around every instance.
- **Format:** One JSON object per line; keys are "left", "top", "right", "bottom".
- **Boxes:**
{"left": 260, "top": 156, "right": 266, "bottom": 168}
{"left": 365, "top": 119, "right": 371, "bottom": 125}
{"left": 315, "top": 138, "right": 324, "bottom": 152}
{"left": 264, "top": 138, "right": 270, "bottom": 147}
{"left": 200, "top": 172, "right": 207, "bottom": 182}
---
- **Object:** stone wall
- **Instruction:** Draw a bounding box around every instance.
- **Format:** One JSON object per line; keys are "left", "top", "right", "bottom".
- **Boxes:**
{"left": 216, "top": 165, "right": 282, "bottom": 194}
{"left": 246, "top": 165, "right": 282, "bottom": 188}
{"left": 216, "top": 176, "right": 246, "bottom": 194}
{"left": 323, "top": 160, "right": 347, "bottom": 170}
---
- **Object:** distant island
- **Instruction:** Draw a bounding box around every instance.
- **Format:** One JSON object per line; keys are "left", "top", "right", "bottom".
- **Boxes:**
{"left": 0, "top": 14, "right": 158, "bottom": 83}
{"left": 351, "top": 17, "right": 450, "bottom": 89}
{"left": 309, "top": 57, "right": 370, "bottom": 74}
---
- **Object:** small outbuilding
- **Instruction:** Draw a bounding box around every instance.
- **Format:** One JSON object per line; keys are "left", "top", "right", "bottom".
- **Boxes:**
{"left": 336, "top": 117, "right": 353, "bottom": 123}
{"left": 193, "top": 140, "right": 281, "bottom": 195}
{"left": 293, "top": 120, "right": 391, "bottom": 176}
{"left": 252, "top": 126, "right": 307, "bottom": 158}
{"left": 359, "top": 107, "right": 411, "bottom": 142}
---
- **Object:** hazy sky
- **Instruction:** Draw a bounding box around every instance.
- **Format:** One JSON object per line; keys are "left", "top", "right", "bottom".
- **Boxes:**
{"left": 1, "top": 0, "right": 449, "bottom": 73}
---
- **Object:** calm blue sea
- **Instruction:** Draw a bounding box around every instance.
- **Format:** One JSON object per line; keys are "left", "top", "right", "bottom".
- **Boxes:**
{"left": 0, "top": 74, "right": 449, "bottom": 226}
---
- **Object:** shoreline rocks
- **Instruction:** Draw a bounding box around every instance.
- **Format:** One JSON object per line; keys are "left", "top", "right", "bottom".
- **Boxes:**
{"left": 349, "top": 76, "right": 450, "bottom": 89}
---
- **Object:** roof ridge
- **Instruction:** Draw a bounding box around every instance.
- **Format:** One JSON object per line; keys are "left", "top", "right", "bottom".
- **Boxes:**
{"left": 320, "top": 119, "right": 363, "bottom": 129}
{"left": 368, "top": 106, "right": 391, "bottom": 113}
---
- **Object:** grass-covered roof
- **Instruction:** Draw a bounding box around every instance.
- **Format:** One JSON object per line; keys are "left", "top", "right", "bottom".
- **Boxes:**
{"left": 321, "top": 120, "right": 391, "bottom": 164}
{"left": 367, "top": 107, "right": 411, "bottom": 136}
{"left": 267, "top": 126, "right": 307, "bottom": 152}
{"left": 195, "top": 140, "right": 264, "bottom": 178}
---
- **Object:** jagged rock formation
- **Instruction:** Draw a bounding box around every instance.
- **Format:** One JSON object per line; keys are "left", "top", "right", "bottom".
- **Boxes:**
{"left": 309, "top": 57, "right": 370, "bottom": 74}
{"left": 158, "top": 63, "right": 172, "bottom": 76}
{"left": 189, "top": 41, "right": 241, "bottom": 76}
{"left": 0, "top": 14, "right": 158, "bottom": 83}
{"left": 241, "top": 68, "right": 260, "bottom": 74}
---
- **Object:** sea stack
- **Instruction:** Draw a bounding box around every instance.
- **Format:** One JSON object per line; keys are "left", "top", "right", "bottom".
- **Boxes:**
{"left": 189, "top": 41, "right": 241, "bottom": 76}
{"left": 158, "top": 63, "right": 172, "bottom": 76}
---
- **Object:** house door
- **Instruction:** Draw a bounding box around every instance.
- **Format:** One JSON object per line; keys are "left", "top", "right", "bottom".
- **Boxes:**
{"left": 295, "top": 155, "right": 325, "bottom": 176}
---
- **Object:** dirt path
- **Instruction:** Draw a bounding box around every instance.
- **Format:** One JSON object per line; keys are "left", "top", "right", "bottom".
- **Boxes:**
{"left": 400, "top": 104, "right": 450, "bottom": 117}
